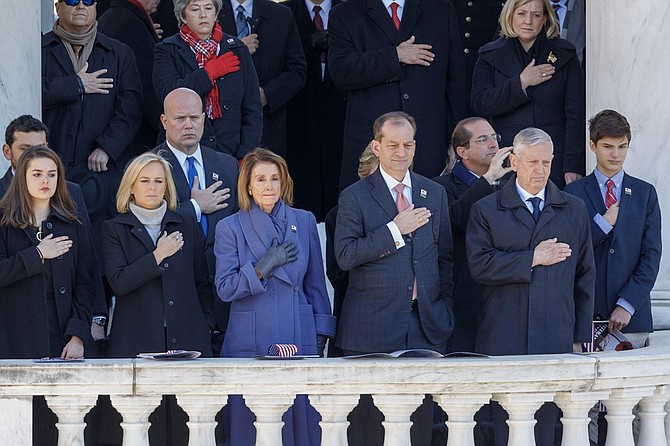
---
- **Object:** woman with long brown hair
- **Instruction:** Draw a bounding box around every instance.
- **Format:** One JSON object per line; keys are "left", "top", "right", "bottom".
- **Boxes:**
{"left": 0, "top": 145, "right": 94, "bottom": 359}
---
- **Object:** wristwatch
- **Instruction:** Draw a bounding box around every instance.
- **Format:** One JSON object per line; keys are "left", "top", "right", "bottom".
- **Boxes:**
{"left": 92, "top": 316, "right": 107, "bottom": 327}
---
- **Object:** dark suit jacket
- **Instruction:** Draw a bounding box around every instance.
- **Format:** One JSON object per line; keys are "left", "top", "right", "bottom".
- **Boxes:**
{"left": 0, "top": 168, "right": 107, "bottom": 317}
{"left": 433, "top": 173, "right": 500, "bottom": 351}
{"left": 99, "top": 0, "right": 162, "bottom": 156}
{"left": 334, "top": 169, "right": 454, "bottom": 352}
{"left": 328, "top": 0, "right": 468, "bottom": 189}
{"left": 564, "top": 172, "right": 661, "bottom": 333}
{"left": 467, "top": 177, "right": 595, "bottom": 355}
{"left": 153, "top": 33, "right": 262, "bottom": 158}
{"left": 284, "top": 0, "right": 347, "bottom": 220}
{"left": 154, "top": 142, "right": 239, "bottom": 332}
{"left": 471, "top": 36, "right": 586, "bottom": 188}
{"left": 219, "top": 0, "right": 307, "bottom": 156}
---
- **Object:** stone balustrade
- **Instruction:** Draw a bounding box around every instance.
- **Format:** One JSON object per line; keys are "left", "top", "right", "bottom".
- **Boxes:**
{"left": 4, "top": 332, "right": 670, "bottom": 445}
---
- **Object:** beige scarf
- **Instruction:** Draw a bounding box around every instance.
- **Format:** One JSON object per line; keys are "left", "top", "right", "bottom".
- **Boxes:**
{"left": 52, "top": 19, "right": 98, "bottom": 73}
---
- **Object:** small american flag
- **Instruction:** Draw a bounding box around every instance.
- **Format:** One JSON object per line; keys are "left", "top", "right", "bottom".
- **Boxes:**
{"left": 268, "top": 344, "right": 298, "bottom": 357}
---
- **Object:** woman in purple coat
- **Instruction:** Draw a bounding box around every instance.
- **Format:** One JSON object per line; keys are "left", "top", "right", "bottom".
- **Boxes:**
{"left": 214, "top": 148, "right": 335, "bottom": 446}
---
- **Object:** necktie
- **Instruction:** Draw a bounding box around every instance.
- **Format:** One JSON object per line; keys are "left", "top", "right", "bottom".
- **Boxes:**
{"left": 605, "top": 179, "right": 617, "bottom": 209}
{"left": 551, "top": 0, "right": 561, "bottom": 31}
{"left": 187, "top": 156, "right": 208, "bottom": 235}
{"left": 390, "top": 2, "right": 401, "bottom": 31}
{"left": 528, "top": 197, "right": 542, "bottom": 223}
{"left": 394, "top": 184, "right": 417, "bottom": 301}
{"left": 312, "top": 6, "right": 326, "bottom": 64}
{"left": 236, "top": 5, "right": 249, "bottom": 39}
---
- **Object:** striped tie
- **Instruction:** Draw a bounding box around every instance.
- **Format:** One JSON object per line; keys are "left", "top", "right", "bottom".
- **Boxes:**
{"left": 605, "top": 179, "right": 617, "bottom": 209}
{"left": 236, "top": 5, "right": 249, "bottom": 39}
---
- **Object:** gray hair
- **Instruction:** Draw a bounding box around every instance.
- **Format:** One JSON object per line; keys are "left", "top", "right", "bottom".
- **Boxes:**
{"left": 174, "top": 0, "right": 223, "bottom": 26}
{"left": 512, "top": 127, "right": 553, "bottom": 157}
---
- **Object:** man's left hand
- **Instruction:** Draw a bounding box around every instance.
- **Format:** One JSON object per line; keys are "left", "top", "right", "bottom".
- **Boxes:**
{"left": 608, "top": 305, "right": 632, "bottom": 333}
{"left": 88, "top": 147, "right": 109, "bottom": 172}
{"left": 564, "top": 172, "right": 583, "bottom": 185}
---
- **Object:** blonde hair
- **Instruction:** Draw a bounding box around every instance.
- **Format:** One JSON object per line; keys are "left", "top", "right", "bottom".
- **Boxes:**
{"left": 116, "top": 152, "right": 178, "bottom": 213}
{"left": 358, "top": 143, "right": 379, "bottom": 179}
{"left": 499, "top": 0, "right": 560, "bottom": 40}
{"left": 238, "top": 148, "right": 294, "bottom": 211}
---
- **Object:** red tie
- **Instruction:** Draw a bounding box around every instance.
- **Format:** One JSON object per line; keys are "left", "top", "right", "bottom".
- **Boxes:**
{"left": 605, "top": 179, "right": 617, "bottom": 209}
{"left": 394, "top": 184, "right": 417, "bottom": 301}
{"left": 390, "top": 2, "right": 401, "bottom": 30}
{"left": 312, "top": 6, "right": 326, "bottom": 63}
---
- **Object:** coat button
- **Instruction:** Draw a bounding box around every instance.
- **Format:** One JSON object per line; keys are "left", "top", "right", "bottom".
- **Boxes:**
{"left": 168, "top": 300, "right": 174, "bottom": 306}
{"left": 465, "top": 16, "right": 472, "bottom": 22}
{"left": 46, "top": 222, "right": 53, "bottom": 229}
{"left": 464, "top": 48, "right": 470, "bottom": 54}
{"left": 222, "top": 105, "right": 229, "bottom": 111}
{"left": 209, "top": 136, "right": 215, "bottom": 142}
{"left": 467, "top": 1, "right": 473, "bottom": 5}
{"left": 403, "top": 93, "right": 409, "bottom": 100}
{"left": 163, "top": 262, "right": 169, "bottom": 268}
{"left": 293, "top": 286, "right": 299, "bottom": 292}
{"left": 171, "top": 339, "right": 177, "bottom": 344}
{"left": 407, "top": 285, "right": 413, "bottom": 291}
{"left": 464, "top": 32, "right": 471, "bottom": 38}
{"left": 138, "top": 228, "right": 143, "bottom": 232}
{"left": 609, "top": 248, "right": 615, "bottom": 254}
{"left": 59, "top": 287, "right": 66, "bottom": 294}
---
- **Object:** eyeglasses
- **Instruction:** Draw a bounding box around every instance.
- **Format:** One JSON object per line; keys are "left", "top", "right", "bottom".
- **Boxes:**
{"left": 59, "top": 0, "right": 97, "bottom": 6}
{"left": 469, "top": 133, "right": 501, "bottom": 145}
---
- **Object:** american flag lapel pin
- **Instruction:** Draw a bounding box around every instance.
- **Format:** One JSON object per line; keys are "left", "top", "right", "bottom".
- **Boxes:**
{"left": 625, "top": 187, "right": 632, "bottom": 195}
{"left": 227, "top": 38, "right": 235, "bottom": 45}
{"left": 291, "top": 225, "right": 297, "bottom": 232}
{"left": 420, "top": 189, "right": 427, "bottom": 198}
{"left": 212, "top": 172, "right": 219, "bottom": 182}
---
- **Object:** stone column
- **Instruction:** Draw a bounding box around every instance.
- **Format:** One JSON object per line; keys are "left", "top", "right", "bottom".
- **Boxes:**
{"left": 588, "top": 0, "right": 670, "bottom": 329}
{"left": 110, "top": 395, "right": 162, "bottom": 446}
{"left": 244, "top": 394, "right": 295, "bottom": 446}
{"left": 554, "top": 390, "right": 611, "bottom": 446}
{"left": 493, "top": 392, "right": 555, "bottom": 446}
{"left": 0, "top": 396, "right": 32, "bottom": 446}
{"left": 636, "top": 385, "right": 670, "bottom": 446}
{"left": 434, "top": 393, "right": 492, "bottom": 446}
{"left": 0, "top": 1, "right": 42, "bottom": 174}
{"left": 603, "top": 387, "right": 654, "bottom": 446}
{"left": 45, "top": 395, "right": 98, "bottom": 446}
{"left": 176, "top": 394, "right": 227, "bottom": 446}
{"left": 373, "top": 393, "right": 425, "bottom": 446}
{"left": 308, "top": 394, "right": 360, "bottom": 446}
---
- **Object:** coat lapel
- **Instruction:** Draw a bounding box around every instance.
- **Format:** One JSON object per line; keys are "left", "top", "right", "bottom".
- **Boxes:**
{"left": 398, "top": 0, "right": 422, "bottom": 42}
{"left": 368, "top": 170, "right": 399, "bottom": 221}
{"left": 118, "top": 212, "right": 158, "bottom": 252}
{"left": 499, "top": 177, "right": 536, "bottom": 232}
{"left": 583, "top": 173, "right": 606, "bottom": 214}
{"left": 367, "top": 0, "right": 399, "bottom": 44}
{"left": 158, "top": 143, "right": 192, "bottom": 202}
{"left": 612, "top": 174, "right": 634, "bottom": 243}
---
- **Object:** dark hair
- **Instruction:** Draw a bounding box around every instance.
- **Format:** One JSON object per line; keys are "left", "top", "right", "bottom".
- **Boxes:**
{"left": 451, "top": 117, "right": 488, "bottom": 161}
{"left": 238, "top": 148, "right": 294, "bottom": 211}
{"left": 0, "top": 146, "right": 77, "bottom": 228}
{"left": 589, "top": 109, "right": 631, "bottom": 144}
{"left": 372, "top": 111, "right": 417, "bottom": 141}
{"left": 5, "top": 115, "right": 49, "bottom": 147}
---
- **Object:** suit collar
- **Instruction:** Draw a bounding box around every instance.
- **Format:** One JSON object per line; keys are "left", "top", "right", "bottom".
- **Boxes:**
{"left": 367, "top": 169, "right": 400, "bottom": 221}
{"left": 499, "top": 176, "right": 566, "bottom": 231}
{"left": 115, "top": 209, "right": 182, "bottom": 251}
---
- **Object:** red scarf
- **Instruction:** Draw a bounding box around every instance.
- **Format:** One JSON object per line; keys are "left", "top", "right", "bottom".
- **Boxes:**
{"left": 179, "top": 23, "right": 224, "bottom": 119}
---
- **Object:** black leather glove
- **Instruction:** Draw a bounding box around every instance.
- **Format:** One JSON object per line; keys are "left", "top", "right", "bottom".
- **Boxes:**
{"left": 254, "top": 238, "right": 298, "bottom": 280}
{"left": 317, "top": 334, "right": 328, "bottom": 357}
{"left": 310, "top": 30, "right": 329, "bottom": 52}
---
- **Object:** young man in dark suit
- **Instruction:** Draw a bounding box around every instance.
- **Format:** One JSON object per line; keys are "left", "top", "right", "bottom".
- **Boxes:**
{"left": 153, "top": 87, "right": 240, "bottom": 352}
{"left": 564, "top": 109, "right": 661, "bottom": 347}
{"left": 335, "top": 111, "right": 454, "bottom": 446}
{"left": 218, "top": 0, "right": 306, "bottom": 156}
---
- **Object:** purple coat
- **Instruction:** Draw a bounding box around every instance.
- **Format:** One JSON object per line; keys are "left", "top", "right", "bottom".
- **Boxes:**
{"left": 214, "top": 200, "right": 335, "bottom": 357}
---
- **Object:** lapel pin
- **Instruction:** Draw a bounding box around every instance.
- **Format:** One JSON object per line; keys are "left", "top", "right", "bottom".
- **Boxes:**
{"left": 420, "top": 189, "right": 427, "bottom": 198}
{"left": 291, "top": 225, "right": 297, "bottom": 232}
{"left": 227, "top": 38, "right": 235, "bottom": 44}
{"left": 547, "top": 51, "right": 557, "bottom": 63}
{"left": 212, "top": 172, "right": 219, "bottom": 181}
{"left": 625, "top": 187, "right": 632, "bottom": 195}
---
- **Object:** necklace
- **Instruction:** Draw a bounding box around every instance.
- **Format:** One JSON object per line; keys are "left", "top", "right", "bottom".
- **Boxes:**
{"left": 35, "top": 226, "right": 43, "bottom": 241}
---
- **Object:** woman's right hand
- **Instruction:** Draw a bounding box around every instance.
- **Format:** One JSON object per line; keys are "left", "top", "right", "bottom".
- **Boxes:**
{"left": 37, "top": 233, "right": 73, "bottom": 260}
{"left": 519, "top": 58, "right": 555, "bottom": 91}
{"left": 153, "top": 231, "right": 184, "bottom": 264}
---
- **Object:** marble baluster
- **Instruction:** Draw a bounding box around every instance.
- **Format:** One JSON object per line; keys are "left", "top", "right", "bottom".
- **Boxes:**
{"left": 493, "top": 392, "right": 555, "bottom": 446}
{"left": 373, "top": 393, "right": 425, "bottom": 446}
{"left": 110, "top": 395, "right": 162, "bottom": 446}
{"left": 555, "top": 390, "right": 611, "bottom": 446}
{"left": 434, "top": 393, "right": 492, "bottom": 446}
{"left": 244, "top": 394, "right": 295, "bottom": 446}
{"left": 177, "top": 394, "right": 227, "bottom": 446}
{"left": 308, "top": 394, "right": 359, "bottom": 446}
{"left": 604, "top": 387, "right": 655, "bottom": 446}
{"left": 637, "top": 385, "right": 670, "bottom": 446}
{"left": 45, "top": 395, "right": 98, "bottom": 446}
{"left": 0, "top": 396, "right": 32, "bottom": 445}
{"left": 664, "top": 399, "right": 670, "bottom": 446}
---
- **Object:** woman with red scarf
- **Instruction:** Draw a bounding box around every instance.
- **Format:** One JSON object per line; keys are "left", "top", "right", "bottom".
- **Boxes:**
{"left": 154, "top": 0, "right": 262, "bottom": 159}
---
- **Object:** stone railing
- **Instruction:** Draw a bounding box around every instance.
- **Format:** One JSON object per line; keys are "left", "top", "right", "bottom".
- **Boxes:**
{"left": 5, "top": 332, "right": 670, "bottom": 446}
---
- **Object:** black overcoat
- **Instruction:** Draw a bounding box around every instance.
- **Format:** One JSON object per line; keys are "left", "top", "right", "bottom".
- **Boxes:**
{"left": 466, "top": 178, "right": 596, "bottom": 355}
{"left": 0, "top": 212, "right": 94, "bottom": 358}
{"left": 102, "top": 210, "right": 213, "bottom": 357}
{"left": 218, "top": 0, "right": 307, "bottom": 157}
